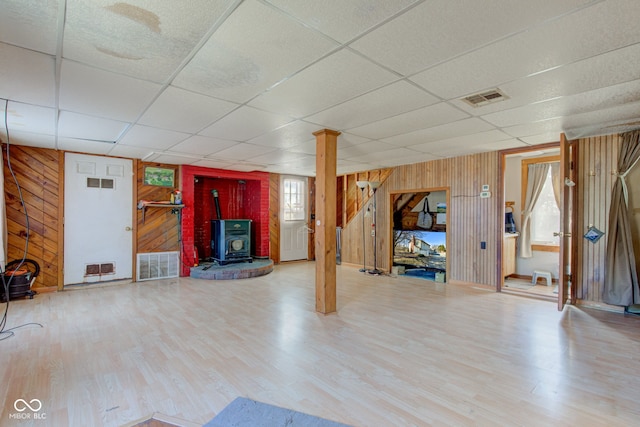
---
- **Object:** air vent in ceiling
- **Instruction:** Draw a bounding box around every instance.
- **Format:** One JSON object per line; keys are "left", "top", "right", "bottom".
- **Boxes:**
{"left": 462, "top": 89, "right": 508, "bottom": 107}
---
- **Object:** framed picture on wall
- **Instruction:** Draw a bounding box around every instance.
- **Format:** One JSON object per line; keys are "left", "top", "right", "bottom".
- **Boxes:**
{"left": 144, "top": 166, "right": 175, "bottom": 187}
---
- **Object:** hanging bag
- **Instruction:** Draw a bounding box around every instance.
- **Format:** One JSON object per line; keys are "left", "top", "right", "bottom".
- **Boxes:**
{"left": 417, "top": 197, "right": 432, "bottom": 229}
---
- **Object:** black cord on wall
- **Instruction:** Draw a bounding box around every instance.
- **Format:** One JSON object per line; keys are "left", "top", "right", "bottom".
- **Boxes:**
{"left": 0, "top": 98, "right": 43, "bottom": 341}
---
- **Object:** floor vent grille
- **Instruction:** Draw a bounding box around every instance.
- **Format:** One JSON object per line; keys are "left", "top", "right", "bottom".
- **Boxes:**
{"left": 137, "top": 251, "right": 179, "bottom": 281}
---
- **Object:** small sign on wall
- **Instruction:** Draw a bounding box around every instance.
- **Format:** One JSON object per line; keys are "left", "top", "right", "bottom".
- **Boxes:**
{"left": 584, "top": 226, "right": 604, "bottom": 243}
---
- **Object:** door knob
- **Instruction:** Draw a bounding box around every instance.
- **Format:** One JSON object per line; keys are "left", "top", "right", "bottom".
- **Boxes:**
{"left": 125, "top": 226, "right": 132, "bottom": 231}
{"left": 553, "top": 232, "right": 571, "bottom": 237}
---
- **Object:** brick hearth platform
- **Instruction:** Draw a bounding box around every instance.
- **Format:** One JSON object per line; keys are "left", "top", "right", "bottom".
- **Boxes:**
{"left": 189, "top": 259, "right": 274, "bottom": 280}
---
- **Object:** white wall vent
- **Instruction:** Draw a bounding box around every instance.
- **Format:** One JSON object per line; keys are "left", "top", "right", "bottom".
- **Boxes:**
{"left": 462, "top": 88, "right": 508, "bottom": 107}
{"left": 137, "top": 251, "right": 179, "bottom": 281}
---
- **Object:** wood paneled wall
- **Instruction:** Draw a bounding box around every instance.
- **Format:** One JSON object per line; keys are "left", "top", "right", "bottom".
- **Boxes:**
{"left": 341, "top": 153, "right": 501, "bottom": 286}
{"left": 2, "top": 144, "right": 61, "bottom": 291}
{"left": 575, "top": 134, "right": 621, "bottom": 304}
{"left": 269, "top": 173, "right": 280, "bottom": 264}
{"left": 136, "top": 162, "right": 181, "bottom": 254}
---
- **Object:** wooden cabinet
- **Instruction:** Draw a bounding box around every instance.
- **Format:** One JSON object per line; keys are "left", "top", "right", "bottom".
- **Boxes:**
{"left": 503, "top": 233, "right": 518, "bottom": 277}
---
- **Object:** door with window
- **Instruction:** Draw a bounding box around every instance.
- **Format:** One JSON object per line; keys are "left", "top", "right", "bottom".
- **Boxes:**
{"left": 280, "top": 176, "right": 309, "bottom": 261}
{"left": 64, "top": 153, "right": 133, "bottom": 285}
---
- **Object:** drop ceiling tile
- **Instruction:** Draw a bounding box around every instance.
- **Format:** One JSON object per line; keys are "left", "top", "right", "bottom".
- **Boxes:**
{"left": 246, "top": 149, "right": 309, "bottom": 165}
{"left": 502, "top": 118, "right": 564, "bottom": 138}
{"left": 305, "top": 81, "right": 439, "bottom": 130}
{"left": 0, "top": 0, "right": 59, "bottom": 54}
{"left": 199, "top": 106, "right": 293, "bottom": 141}
{"left": 149, "top": 153, "right": 200, "bottom": 165}
{"left": 107, "top": 144, "right": 155, "bottom": 160}
{"left": 287, "top": 133, "right": 370, "bottom": 156}
{"left": 59, "top": 61, "right": 162, "bottom": 122}
{"left": 118, "top": 125, "right": 189, "bottom": 150}
{"left": 138, "top": 86, "right": 239, "bottom": 133}
{"left": 519, "top": 133, "right": 563, "bottom": 145}
{"left": 382, "top": 118, "right": 495, "bottom": 147}
{"left": 248, "top": 121, "right": 321, "bottom": 149}
{"left": 347, "top": 147, "right": 422, "bottom": 163}
{"left": 1, "top": 131, "right": 56, "bottom": 149}
{"left": 565, "top": 119, "right": 640, "bottom": 139}
{"left": 174, "top": 0, "right": 338, "bottom": 103}
{"left": 337, "top": 140, "right": 396, "bottom": 158}
{"left": 337, "top": 163, "right": 373, "bottom": 175}
{"left": 208, "top": 142, "right": 277, "bottom": 161}
{"left": 411, "top": 130, "right": 514, "bottom": 154}
{"left": 224, "top": 162, "right": 268, "bottom": 172}
{"left": 348, "top": 102, "right": 469, "bottom": 139}
{"left": 450, "top": 43, "right": 640, "bottom": 117}
{"left": 287, "top": 139, "right": 321, "bottom": 155}
{"left": 5, "top": 101, "right": 56, "bottom": 135}
{"left": 0, "top": 43, "right": 55, "bottom": 106}
{"left": 58, "top": 111, "right": 129, "bottom": 142}
{"left": 350, "top": 0, "right": 594, "bottom": 76}
{"left": 248, "top": 48, "right": 397, "bottom": 118}
{"left": 482, "top": 79, "right": 640, "bottom": 128}
{"left": 167, "top": 135, "right": 237, "bottom": 156}
{"left": 265, "top": 156, "right": 317, "bottom": 172}
{"left": 56, "top": 137, "right": 117, "bottom": 155}
{"left": 265, "top": 0, "right": 418, "bottom": 43}
{"left": 191, "top": 159, "right": 235, "bottom": 169}
{"left": 410, "top": 0, "right": 640, "bottom": 100}
{"left": 62, "top": 0, "right": 235, "bottom": 82}
{"left": 562, "top": 101, "right": 640, "bottom": 137}
{"left": 476, "top": 138, "right": 528, "bottom": 152}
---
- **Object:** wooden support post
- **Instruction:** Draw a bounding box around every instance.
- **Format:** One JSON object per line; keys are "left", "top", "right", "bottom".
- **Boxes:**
{"left": 313, "top": 129, "right": 340, "bottom": 314}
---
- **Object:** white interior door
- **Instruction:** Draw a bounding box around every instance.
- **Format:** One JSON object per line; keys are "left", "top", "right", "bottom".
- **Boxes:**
{"left": 64, "top": 153, "right": 133, "bottom": 285}
{"left": 280, "top": 176, "right": 309, "bottom": 261}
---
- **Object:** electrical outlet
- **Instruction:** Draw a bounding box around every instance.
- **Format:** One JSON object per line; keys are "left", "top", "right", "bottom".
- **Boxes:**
{"left": 482, "top": 184, "right": 490, "bottom": 191}
{"left": 480, "top": 191, "right": 491, "bottom": 198}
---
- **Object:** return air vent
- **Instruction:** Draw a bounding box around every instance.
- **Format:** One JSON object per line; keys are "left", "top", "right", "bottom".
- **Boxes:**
{"left": 137, "top": 251, "right": 179, "bottom": 281}
{"left": 462, "top": 89, "right": 508, "bottom": 107}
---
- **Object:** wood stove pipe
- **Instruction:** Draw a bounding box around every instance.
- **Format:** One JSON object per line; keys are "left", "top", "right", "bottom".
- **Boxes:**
{"left": 212, "top": 189, "right": 222, "bottom": 220}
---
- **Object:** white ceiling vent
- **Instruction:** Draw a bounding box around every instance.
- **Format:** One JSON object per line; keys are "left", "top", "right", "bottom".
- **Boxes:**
{"left": 462, "top": 89, "right": 508, "bottom": 107}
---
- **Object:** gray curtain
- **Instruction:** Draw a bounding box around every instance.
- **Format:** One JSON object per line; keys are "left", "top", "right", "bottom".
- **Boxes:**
{"left": 520, "top": 163, "right": 550, "bottom": 258}
{"left": 603, "top": 130, "right": 640, "bottom": 306}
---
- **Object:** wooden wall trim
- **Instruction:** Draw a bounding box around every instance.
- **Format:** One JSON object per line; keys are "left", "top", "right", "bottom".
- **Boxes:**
{"left": 57, "top": 150, "right": 65, "bottom": 290}
{"left": 269, "top": 173, "right": 280, "bottom": 264}
{"left": 132, "top": 159, "right": 139, "bottom": 282}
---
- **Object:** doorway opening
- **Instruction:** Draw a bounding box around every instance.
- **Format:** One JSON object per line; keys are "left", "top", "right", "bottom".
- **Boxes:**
{"left": 501, "top": 145, "right": 561, "bottom": 300}
{"left": 280, "top": 175, "right": 310, "bottom": 262}
{"left": 392, "top": 189, "right": 448, "bottom": 281}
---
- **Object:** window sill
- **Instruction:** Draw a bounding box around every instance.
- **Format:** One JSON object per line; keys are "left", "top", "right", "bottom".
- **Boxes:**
{"left": 531, "top": 244, "right": 559, "bottom": 253}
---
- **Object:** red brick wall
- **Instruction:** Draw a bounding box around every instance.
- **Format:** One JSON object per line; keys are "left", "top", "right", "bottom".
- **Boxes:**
{"left": 181, "top": 165, "right": 270, "bottom": 276}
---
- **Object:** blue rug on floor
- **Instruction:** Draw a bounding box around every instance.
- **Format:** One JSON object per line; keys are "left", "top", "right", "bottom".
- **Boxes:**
{"left": 204, "top": 397, "right": 352, "bottom": 427}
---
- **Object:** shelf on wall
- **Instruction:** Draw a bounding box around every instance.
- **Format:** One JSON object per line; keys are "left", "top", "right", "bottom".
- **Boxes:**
{"left": 138, "top": 202, "right": 184, "bottom": 223}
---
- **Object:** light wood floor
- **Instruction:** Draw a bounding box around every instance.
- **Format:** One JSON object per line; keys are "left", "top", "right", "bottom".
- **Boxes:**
{"left": 1, "top": 262, "right": 639, "bottom": 427}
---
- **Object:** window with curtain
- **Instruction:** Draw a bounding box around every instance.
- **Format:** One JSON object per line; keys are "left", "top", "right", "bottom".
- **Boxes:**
{"left": 521, "top": 155, "right": 560, "bottom": 254}
{"left": 530, "top": 166, "right": 560, "bottom": 247}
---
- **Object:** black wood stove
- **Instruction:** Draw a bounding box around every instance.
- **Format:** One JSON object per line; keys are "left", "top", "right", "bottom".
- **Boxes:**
{"left": 211, "top": 219, "right": 252, "bottom": 265}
